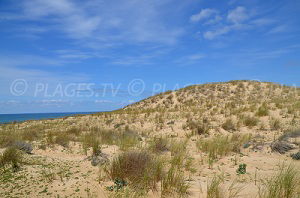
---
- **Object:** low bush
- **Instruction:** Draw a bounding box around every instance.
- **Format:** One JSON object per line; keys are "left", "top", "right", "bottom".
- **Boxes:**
{"left": 256, "top": 106, "right": 269, "bottom": 117}
{"left": 0, "top": 147, "right": 23, "bottom": 171}
{"left": 271, "top": 142, "right": 294, "bottom": 154}
{"left": 243, "top": 115, "right": 259, "bottom": 128}
{"left": 222, "top": 118, "right": 236, "bottom": 131}
{"left": 107, "top": 150, "right": 164, "bottom": 191}
{"left": 55, "top": 133, "right": 71, "bottom": 147}
{"left": 149, "top": 137, "right": 170, "bottom": 153}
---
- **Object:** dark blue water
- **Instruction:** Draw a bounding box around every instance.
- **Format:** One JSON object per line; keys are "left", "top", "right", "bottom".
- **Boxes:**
{"left": 0, "top": 112, "right": 98, "bottom": 124}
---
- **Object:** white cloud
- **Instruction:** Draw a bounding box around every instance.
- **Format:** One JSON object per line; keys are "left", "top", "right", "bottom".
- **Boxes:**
{"left": 268, "top": 25, "right": 289, "bottom": 34}
{"left": 204, "top": 15, "right": 222, "bottom": 25}
{"left": 227, "top": 6, "right": 249, "bottom": 24}
{"left": 190, "top": 8, "right": 218, "bottom": 22}
{"left": 203, "top": 23, "right": 251, "bottom": 40}
{"left": 204, "top": 26, "right": 230, "bottom": 40}
{"left": 251, "top": 18, "right": 275, "bottom": 26}
{"left": 175, "top": 53, "right": 206, "bottom": 66}
{"left": 3, "top": 0, "right": 187, "bottom": 46}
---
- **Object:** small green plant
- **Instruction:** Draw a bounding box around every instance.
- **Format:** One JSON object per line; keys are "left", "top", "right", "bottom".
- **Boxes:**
{"left": 106, "top": 177, "right": 127, "bottom": 191}
{"left": 236, "top": 164, "right": 247, "bottom": 174}
{"left": 290, "top": 152, "right": 300, "bottom": 160}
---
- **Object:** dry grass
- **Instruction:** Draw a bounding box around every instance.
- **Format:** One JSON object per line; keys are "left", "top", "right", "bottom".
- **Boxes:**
{"left": 106, "top": 150, "right": 164, "bottom": 191}
{"left": 148, "top": 137, "right": 170, "bottom": 153}
{"left": 197, "top": 134, "right": 251, "bottom": 160}
{"left": 258, "top": 163, "right": 300, "bottom": 198}
{"left": 0, "top": 147, "right": 23, "bottom": 171}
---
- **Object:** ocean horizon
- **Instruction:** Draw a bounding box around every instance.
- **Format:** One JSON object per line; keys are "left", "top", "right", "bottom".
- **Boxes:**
{"left": 0, "top": 112, "right": 99, "bottom": 124}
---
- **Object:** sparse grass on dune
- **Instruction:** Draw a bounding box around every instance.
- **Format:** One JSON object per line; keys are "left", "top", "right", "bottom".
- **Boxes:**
{"left": 258, "top": 163, "right": 300, "bottom": 198}
{"left": 197, "top": 134, "right": 251, "bottom": 160}
{"left": 1, "top": 80, "right": 300, "bottom": 197}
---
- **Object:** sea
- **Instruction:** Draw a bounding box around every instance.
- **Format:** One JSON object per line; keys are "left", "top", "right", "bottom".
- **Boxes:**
{"left": 0, "top": 112, "right": 98, "bottom": 124}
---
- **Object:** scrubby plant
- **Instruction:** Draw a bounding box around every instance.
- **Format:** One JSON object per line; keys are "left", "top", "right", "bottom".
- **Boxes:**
{"left": 222, "top": 118, "right": 236, "bottom": 131}
{"left": 54, "top": 133, "right": 71, "bottom": 147}
{"left": 0, "top": 147, "right": 23, "bottom": 171}
{"left": 149, "top": 137, "right": 170, "bottom": 153}
{"left": 106, "top": 150, "right": 164, "bottom": 191}
{"left": 271, "top": 142, "right": 294, "bottom": 154}
{"left": 270, "top": 118, "right": 281, "bottom": 130}
{"left": 243, "top": 115, "right": 259, "bottom": 128}
{"left": 66, "top": 127, "right": 81, "bottom": 136}
{"left": 256, "top": 106, "right": 269, "bottom": 117}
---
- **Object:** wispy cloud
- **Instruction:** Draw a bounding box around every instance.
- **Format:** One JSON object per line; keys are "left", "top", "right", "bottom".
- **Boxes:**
{"left": 190, "top": 4, "right": 289, "bottom": 40}
{"left": 2, "top": 0, "right": 186, "bottom": 46}
{"left": 203, "top": 23, "right": 251, "bottom": 40}
{"left": 175, "top": 53, "right": 206, "bottom": 66}
{"left": 227, "top": 6, "right": 249, "bottom": 24}
{"left": 268, "top": 24, "right": 289, "bottom": 34}
{"left": 190, "top": 8, "right": 218, "bottom": 22}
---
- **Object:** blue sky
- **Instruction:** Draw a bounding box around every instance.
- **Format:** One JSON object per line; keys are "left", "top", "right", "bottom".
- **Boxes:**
{"left": 0, "top": 0, "right": 300, "bottom": 114}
